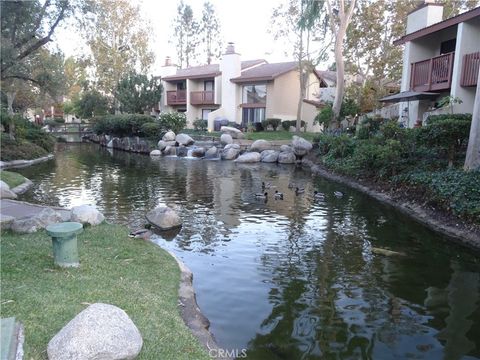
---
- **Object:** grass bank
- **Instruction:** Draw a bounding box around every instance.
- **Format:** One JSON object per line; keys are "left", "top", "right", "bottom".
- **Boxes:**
{"left": 246, "top": 130, "right": 317, "bottom": 142}
{"left": 0, "top": 171, "right": 27, "bottom": 188}
{"left": 0, "top": 223, "right": 209, "bottom": 359}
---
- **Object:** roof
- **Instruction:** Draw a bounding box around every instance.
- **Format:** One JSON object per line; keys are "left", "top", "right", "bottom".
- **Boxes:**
{"left": 314, "top": 70, "right": 336, "bottom": 86}
{"left": 162, "top": 59, "right": 266, "bottom": 81}
{"left": 394, "top": 6, "right": 480, "bottom": 45}
{"left": 379, "top": 91, "right": 439, "bottom": 103}
{"left": 230, "top": 61, "right": 298, "bottom": 83}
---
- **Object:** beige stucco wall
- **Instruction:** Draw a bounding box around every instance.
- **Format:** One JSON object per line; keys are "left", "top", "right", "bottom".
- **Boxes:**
{"left": 406, "top": 5, "right": 443, "bottom": 34}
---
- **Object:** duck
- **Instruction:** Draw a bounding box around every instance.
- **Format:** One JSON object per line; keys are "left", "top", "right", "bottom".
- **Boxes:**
{"left": 314, "top": 191, "right": 325, "bottom": 200}
{"left": 274, "top": 190, "right": 284, "bottom": 200}
{"left": 255, "top": 192, "right": 268, "bottom": 200}
{"left": 262, "top": 181, "right": 272, "bottom": 190}
{"left": 295, "top": 187, "right": 305, "bottom": 195}
{"left": 334, "top": 191, "right": 344, "bottom": 198}
{"left": 128, "top": 229, "right": 152, "bottom": 240}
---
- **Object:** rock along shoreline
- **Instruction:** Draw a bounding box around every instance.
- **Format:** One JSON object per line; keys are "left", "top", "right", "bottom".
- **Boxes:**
{"left": 0, "top": 154, "right": 54, "bottom": 170}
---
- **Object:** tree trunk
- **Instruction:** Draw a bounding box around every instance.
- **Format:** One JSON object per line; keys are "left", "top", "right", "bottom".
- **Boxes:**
{"left": 6, "top": 91, "right": 16, "bottom": 140}
{"left": 296, "top": 69, "right": 308, "bottom": 132}
{"left": 464, "top": 70, "right": 480, "bottom": 170}
{"left": 331, "top": 27, "right": 346, "bottom": 127}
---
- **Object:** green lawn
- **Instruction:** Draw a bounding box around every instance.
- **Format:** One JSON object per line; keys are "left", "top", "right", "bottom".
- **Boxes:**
{"left": 246, "top": 130, "right": 318, "bottom": 142}
{"left": 1, "top": 224, "right": 209, "bottom": 360}
{"left": 0, "top": 170, "right": 27, "bottom": 188}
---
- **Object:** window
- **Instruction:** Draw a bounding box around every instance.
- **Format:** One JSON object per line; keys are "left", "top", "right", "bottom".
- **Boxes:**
{"left": 440, "top": 39, "right": 456, "bottom": 54}
{"left": 202, "top": 109, "right": 213, "bottom": 120}
{"left": 204, "top": 80, "right": 214, "bottom": 91}
{"left": 242, "top": 107, "right": 265, "bottom": 126}
{"left": 242, "top": 84, "right": 267, "bottom": 104}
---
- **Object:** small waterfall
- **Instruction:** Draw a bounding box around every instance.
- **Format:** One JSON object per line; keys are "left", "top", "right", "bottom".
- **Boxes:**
{"left": 186, "top": 148, "right": 195, "bottom": 158}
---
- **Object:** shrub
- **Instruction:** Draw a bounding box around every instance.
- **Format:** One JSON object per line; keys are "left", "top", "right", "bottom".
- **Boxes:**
{"left": 0, "top": 135, "right": 49, "bottom": 161}
{"left": 92, "top": 114, "right": 155, "bottom": 137}
{"left": 254, "top": 122, "right": 264, "bottom": 132}
{"left": 24, "top": 127, "right": 55, "bottom": 152}
{"left": 158, "top": 112, "right": 186, "bottom": 134}
{"left": 140, "top": 122, "right": 161, "bottom": 138}
{"left": 315, "top": 104, "right": 334, "bottom": 128}
{"left": 395, "top": 169, "right": 480, "bottom": 220}
{"left": 193, "top": 119, "right": 208, "bottom": 131}
{"left": 53, "top": 117, "right": 65, "bottom": 124}
{"left": 261, "top": 118, "right": 281, "bottom": 131}
{"left": 418, "top": 115, "right": 471, "bottom": 167}
{"left": 281, "top": 120, "right": 306, "bottom": 131}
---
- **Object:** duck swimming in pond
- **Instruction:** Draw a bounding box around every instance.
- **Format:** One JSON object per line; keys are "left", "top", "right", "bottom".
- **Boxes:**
{"left": 334, "top": 191, "right": 344, "bottom": 198}
{"left": 274, "top": 190, "right": 284, "bottom": 200}
{"left": 314, "top": 191, "right": 324, "bottom": 199}
{"left": 255, "top": 192, "right": 268, "bottom": 200}
{"left": 262, "top": 181, "right": 272, "bottom": 189}
{"left": 295, "top": 187, "right": 305, "bottom": 195}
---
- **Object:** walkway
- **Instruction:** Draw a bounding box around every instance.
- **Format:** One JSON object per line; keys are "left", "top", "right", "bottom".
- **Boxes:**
{"left": 0, "top": 199, "right": 70, "bottom": 221}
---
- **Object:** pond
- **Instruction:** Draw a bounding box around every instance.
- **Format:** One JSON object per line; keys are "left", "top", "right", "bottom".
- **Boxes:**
{"left": 17, "top": 143, "right": 480, "bottom": 360}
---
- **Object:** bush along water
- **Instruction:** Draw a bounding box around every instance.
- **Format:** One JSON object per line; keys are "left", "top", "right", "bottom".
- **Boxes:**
{"left": 313, "top": 114, "right": 479, "bottom": 223}
{"left": 92, "top": 112, "right": 187, "bottom": 139}
{"left": 0, "top": 111, "right": 55, "bottom": 161}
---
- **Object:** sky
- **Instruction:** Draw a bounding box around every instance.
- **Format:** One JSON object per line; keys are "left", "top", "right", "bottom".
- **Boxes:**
{"left": 54, "top": 0, "right": 332, "bottom": 75}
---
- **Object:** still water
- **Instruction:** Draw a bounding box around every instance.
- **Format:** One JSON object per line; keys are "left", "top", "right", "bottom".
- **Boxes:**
{"left": 17, "top": 143, "right": 480, "bottom": 359}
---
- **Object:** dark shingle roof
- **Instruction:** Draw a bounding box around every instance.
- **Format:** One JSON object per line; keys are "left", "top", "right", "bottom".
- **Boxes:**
{"left": 230, "top": 61, "right": 298, "bottom": 83}
{"left": 162, "top": 59, "right": 267, "bottom": 81}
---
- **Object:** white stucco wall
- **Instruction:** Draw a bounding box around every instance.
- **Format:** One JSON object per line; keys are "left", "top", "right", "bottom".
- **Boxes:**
{"left": 406, "top": 4, "right": 443, "bottom": 34}
{"left": 451, "top": 18, "right": 480, "bottom": 114}
{"left": 220, "top": 52, "right": 242, "bottom": 124}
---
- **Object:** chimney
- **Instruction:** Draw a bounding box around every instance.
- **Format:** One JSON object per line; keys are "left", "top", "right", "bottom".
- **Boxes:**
{"left": 406, "top": 1, "right": 443, "bottom": 34}
{"left": 164, "top": 56, "right": 172, "bottom": 66}
{"left": 224, "top": 42, "right": 236, "bottom": 55}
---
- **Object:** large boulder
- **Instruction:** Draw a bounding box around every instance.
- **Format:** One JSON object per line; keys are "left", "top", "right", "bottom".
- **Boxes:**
{"left": 176, "top": 146, "right": 189, "bottom": 157}
{"left": 157, "top": 140, "right": 176, "bottom": 151}
{"left": 175, "top": 133, "right": 194, "bottom": 146}
{"left": 221, "top": 143, "right": 241, "bottom": 160}
{"left": 220, "top": 133, "right": 233, "bottom": 145}
{"left": 0, "top": 180, "right": 17, "bottom": 199}
{"left": 11, "top": 208, "right": 63, "bottom": 234}
{"left": 70, "top": 205, "right": 105, "bottom": 226}
{"left": 149, "top": 149, "right": 161, "bottom": 157}
{"left": 292, "top": 135, "right": 313, "bottom": 156}
{"left": 162, "top": 131, "right": 176, "bottom": 142}
{"left": 146, "top": 206, "right": 182, "bottom": 230}
{"left": 205, "top": 146, "right": 219, "bottom": 160}
{"left": 163, "top": 145, "right": 177, "bottom": 156}
{"left": 250, "top": 139, "right": 272, "bottom": 152}
{"left": 191, "top": 147, "right": 205, "bottom": 158}
{"left": 280, "top": 144, "right": 293, "bottom": 153}
{"left": 235, "top": 152, "right": 261, "bottom": 163}
{"left": 278, "top": 151, "right": 296, "bottom": 164}
{"left": 220, "top": 126, "right": 244, "bottom": 139}
{"left": 260, "top": 150, "right": 279, "bottom": 163}
{"left": 47, "top": 303, "right": 143, "bottom": 360}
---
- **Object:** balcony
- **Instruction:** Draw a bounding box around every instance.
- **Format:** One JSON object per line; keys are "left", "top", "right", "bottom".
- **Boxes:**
{"left": 190, "top": 91, "right": 215, "bottom": 105}
{"left": 461, "top": 51, "right": 480, "bottom": 87}
{"left": 410, "top": 52, "right": 454, "bottom": 92}
{"left": 166, "top": 90, "right": 186, "bottom": 105}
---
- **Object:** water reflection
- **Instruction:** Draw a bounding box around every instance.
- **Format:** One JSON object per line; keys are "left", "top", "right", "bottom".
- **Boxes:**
{"left": 17, "top": 144, "right": 480, "bottom": 360}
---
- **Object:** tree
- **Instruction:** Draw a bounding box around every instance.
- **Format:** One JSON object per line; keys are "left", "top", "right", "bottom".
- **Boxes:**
{"left": 303, "top": 0, "right": 356, "bottom": 126}
{"left": 272, "top": 0, "right": 330, "bottom": 132}
{"left": 464, "top": 70, "right": 480, "bottom": 171}
{"left": 74, "top": 90, "right": 110, "bottom": 119}
{"left": 171, "top": 1, "right": 199, "bottom": 68}
{"left": 199, "top": 2, "right": 222, "bottom": 65}
{"left": 116, "top": 72, "right": 162, "bottom": 114}
{"left": 86, "top": 0, "right": 154, "bottom": 101}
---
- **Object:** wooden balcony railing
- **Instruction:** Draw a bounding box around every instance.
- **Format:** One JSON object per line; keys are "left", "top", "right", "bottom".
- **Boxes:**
{"left": 461, "top": 51, "right": 480, "bottom": 87}
{"left": 166, "top": 90, "right": 186, "bottom": 105}
{"left": 190, "top": 90, "right": 215, "bottom": 105}
{"left": 410, "top": 52, "right": 455, "bottom": 91}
